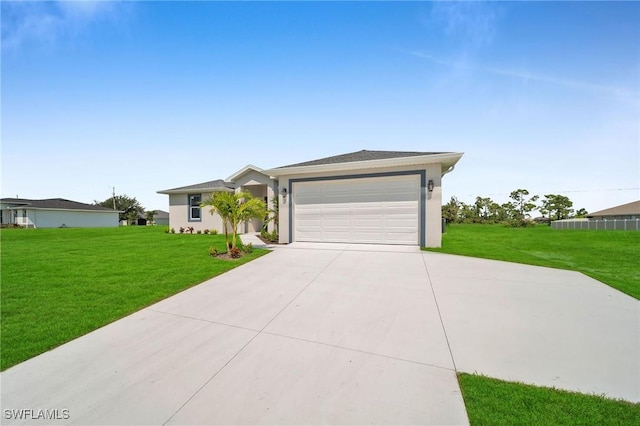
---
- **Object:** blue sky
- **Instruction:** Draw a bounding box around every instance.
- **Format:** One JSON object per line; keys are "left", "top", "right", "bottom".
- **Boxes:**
{"left": 2, "top": 1, "right": 639, "bottom": 213}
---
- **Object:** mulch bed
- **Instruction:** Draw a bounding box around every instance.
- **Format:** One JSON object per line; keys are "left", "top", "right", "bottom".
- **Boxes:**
{"left": 257, "top": 236, "right": 283, "bottom": 245}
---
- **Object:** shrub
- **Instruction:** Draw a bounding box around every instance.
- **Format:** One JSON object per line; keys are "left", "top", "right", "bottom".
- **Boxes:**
{"left": 170, "top": 228, "right": 175, "bottom": 234}
{"left": 211, "top": 229, "right": 218, "bottom": 235}
{"left": 164, "top": 228, "right": 170, "bottom": 233}
{"left": 186, "top": 226, "right": 194, "bottom": 234}
{"left": 203, "top": 229, "right": 210, "bottom": 235}
{"left": 507, "top": 219, "right": 536, "bottom": 228}
{"left": 229, "top": 247, "right": 242, "bottom": 259}
{"left": 241, "top": 242, "right": 253, "bottom": 254}
{"left": 196, "top": 230, "right": 202, "bottom": 234}
{"left": 179, "top": 227, "right": 185, "bottom": 234}
{"left": 0, "top": 224, "right": 24, "bottom": 229}
{"left": 260, "top": 229, "right": 278, "bottom": 242}
{"left": 209, "top": 246, "right": 218, "bottom": 257}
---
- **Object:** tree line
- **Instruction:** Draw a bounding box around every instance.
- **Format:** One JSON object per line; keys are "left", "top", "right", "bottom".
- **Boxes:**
{"left": 443, "top": 189, "right": 587, "bottom": 226}
{"left": 94, "top": 194, "right": 156, "bottom": 225}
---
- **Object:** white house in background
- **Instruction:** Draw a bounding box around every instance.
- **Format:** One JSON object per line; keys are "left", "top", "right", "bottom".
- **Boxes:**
{"left": 158, "top": 150, "right": 463, "bottom": 247}
{"left": 153, "top": 210, "right": 170, "bottom": 226}
{"left": 0, "top": 198, "right": 120, "bottom": 228}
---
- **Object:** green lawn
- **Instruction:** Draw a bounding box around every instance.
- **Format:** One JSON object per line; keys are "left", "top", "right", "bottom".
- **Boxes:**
{"left": 425, "top": 224, "right": 640, "bottom": 299}
{"left": 459, "top": 373, "right": 640, "bottom": 425}
{"left": 0, "top": 226, "right": 268, "bottom": 370}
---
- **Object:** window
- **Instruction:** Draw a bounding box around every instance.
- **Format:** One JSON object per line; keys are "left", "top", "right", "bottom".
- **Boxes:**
{"left": 188, "top": 194, "right": 201, "bottom": 221}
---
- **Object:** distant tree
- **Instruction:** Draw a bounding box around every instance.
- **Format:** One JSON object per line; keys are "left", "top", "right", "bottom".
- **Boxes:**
{"left": 507, "top": 189, "right": 539, "bottom": 223}
{"left": 573, "top": 208, "right": 589, "bottom": 218}
{"left": 458, "top": 202, "right": 479, "bottom": 223}
{"left": 442, "top": 196, "right": 461, "bottom": 223}
{"left": 490, "top": 202, "right": 508, "bottom": 222}
{"left": 541, "top": 194, "right": 574, "bottom": 221}
{"left": 95, "top": 195, "right": 144, "bottom": 224}
{"left": 500, "top": 202, "right": 514, "bottom": 221}
{"left": 126, "top": 210, "right": 139, "bottom": 225}
{"left": 474, "top": 197, "right": 494, "bottom": 221}
{"left": 145, "top": 210, "right": 158, "bottom": 224}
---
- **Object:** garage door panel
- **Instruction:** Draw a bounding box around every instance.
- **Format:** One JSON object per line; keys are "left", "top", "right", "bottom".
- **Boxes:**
{"left": 294, "top": 176, "right": 420, "bottom": 245}
{"left": 323, "top": 231, "right": 351, "bottom": 242}
{"left": 386, "top": 218, "right": 418, "bottom": 228}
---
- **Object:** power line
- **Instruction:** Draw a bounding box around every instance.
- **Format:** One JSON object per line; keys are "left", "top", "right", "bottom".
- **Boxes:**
{"left": 459, "top": 187, "right": 639, "bottom": 197}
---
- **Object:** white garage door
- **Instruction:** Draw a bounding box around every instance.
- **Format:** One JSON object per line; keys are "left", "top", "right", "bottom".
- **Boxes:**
{"left": 293, "top": 175, "right": 420, "bottom": 245}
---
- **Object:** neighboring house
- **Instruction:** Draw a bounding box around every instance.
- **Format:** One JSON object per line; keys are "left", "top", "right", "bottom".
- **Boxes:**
{"left": 153, "top": 210, "right": 170, "bottom": 226}
{"left": 123, "top": 210, "right": 170, "bottom": 226}
{"left": 586, "top": 200, "right": 640, "bottom": 220}
{"left": 0, "top": 198, "right": 120, "bottom": 228}
{"left": 158, "top": 150, "right": 463, "bottom": 247}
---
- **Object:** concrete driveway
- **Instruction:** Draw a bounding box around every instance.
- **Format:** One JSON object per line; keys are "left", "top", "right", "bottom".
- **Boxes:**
{"left": 1, "top": 242, "right": 638, "bottom": 425}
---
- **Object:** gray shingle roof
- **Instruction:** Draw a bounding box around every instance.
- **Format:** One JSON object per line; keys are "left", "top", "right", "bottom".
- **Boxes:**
{"left": 1, "top": 198, "right": 117, "bottom": 212}
{"left": 587, "top": 200, "right": 640, "bottom": 218}
{"left": 277, "top": 150, "right": 448, "bottom": 168}
{"left": 153, "top": 210, "right": 170, "bottom": 219}
{"left": 158, "top": 179, "right": 235, "bottom": 193}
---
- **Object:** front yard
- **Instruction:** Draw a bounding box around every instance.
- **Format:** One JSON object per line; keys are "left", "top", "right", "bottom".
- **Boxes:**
{"left": 0, "top": 226, "right": 268, "bottom": 370}
{"left": 2, "top": 225, "right": 638, "bottom": 424}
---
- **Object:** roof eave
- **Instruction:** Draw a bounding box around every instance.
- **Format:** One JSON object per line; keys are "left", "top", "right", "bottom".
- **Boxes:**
{"left": 157, "top": 187, "right": 235, "bottom": 195}
{"left": 264, "top": 152, "right": 464, "bottom": 177}
{"left": 7, "top": 207, "right": 123, "bottom": 213}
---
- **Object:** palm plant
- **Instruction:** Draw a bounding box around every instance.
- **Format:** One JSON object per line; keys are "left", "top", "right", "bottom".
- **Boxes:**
{"left": 201, "top": 191, "right": 234, "bottom": 250}
{"left": 201, "top": 191, "right": 266, "bottom": 251}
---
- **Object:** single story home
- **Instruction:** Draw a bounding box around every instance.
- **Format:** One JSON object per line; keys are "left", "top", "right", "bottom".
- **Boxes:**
{"left": 153, "top": 210, "right": 170, "bottom": 226}
{"left": 586, "top": 200, "right": 640, "bottom": 220}
{"left": 158, "top": 150, "right": 463, "bottom": 247}
{"left": 0, "top": 198, "right": 121, "bottom": 228}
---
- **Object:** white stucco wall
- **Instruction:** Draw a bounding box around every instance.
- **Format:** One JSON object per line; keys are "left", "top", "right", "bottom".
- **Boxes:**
{"left": 168, "top": 193, "right": 225, "bottom": 233}
{"left": 277, "top": 163, "right": 445, "bottom": 247}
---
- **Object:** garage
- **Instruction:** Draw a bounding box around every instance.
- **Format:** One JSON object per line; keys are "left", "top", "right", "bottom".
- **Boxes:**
{"left": 293, "top": 175, "right": 420, "bottom": 245}
{"left": 265, "top": 150, "right": 463, "bottom": 248}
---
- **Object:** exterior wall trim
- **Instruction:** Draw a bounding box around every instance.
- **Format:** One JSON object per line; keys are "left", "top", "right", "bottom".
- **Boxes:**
{"left": 287, "top": 170, "right": 426, "bottom": 246}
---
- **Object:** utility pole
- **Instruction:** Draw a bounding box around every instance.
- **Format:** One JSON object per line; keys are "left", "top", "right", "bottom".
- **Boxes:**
{"left": 112, "top": 187, "right": 116, "bottom": 210}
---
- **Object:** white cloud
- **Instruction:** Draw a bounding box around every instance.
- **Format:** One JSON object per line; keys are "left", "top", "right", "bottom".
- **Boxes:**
{"left": 404, "top": 50, "right": 640, "bottom": 101}
{"left": 1, "top": 1, "right": 125, "bottom": 51}
{"left": 427, "top": 1, "right": 500, "bottom": 47}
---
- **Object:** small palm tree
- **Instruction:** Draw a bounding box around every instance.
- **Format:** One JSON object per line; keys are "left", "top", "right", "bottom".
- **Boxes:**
{"left": 201, "top": 191, "right": 234, "bottom": 251}
{"left": 201, "top": 191, "right": 266, "bottom": 251}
